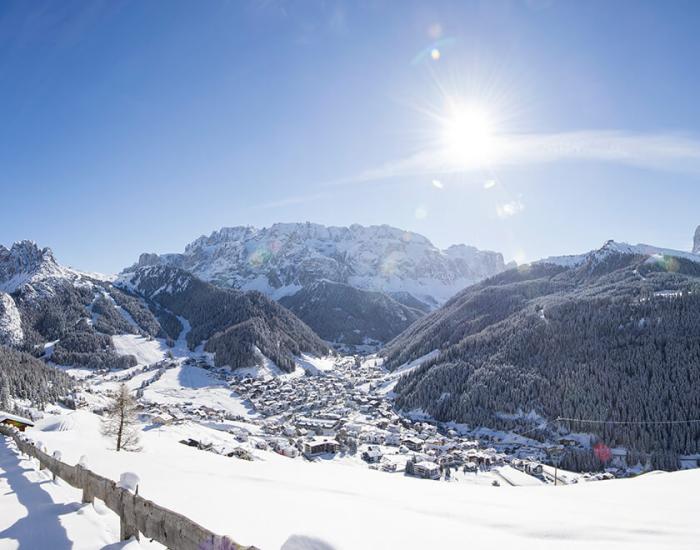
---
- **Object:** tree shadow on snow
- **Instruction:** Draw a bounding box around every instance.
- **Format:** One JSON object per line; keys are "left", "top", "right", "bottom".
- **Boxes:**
{"left": 0, "top": 438, "right": 76, "bottom": 550}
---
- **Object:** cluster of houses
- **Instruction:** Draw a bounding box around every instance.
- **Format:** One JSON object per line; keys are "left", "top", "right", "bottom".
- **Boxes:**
{"left": 66, "top": 352, "right": 690, "bottom": 482}
{"left": 220, "top": 358, "right": 517, "bottom": 480}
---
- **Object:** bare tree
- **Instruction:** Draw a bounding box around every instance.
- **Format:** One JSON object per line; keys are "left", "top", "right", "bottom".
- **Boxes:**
{"left": 102, "top": 383, "right": 141, "bottom": 452}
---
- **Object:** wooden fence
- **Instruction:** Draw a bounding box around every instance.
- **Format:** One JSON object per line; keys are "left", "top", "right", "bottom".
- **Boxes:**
{"left": 0, "top": 425, "right": 258, "bottom": 550}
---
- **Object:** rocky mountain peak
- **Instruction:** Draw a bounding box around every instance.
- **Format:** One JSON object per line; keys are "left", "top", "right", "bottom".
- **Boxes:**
{"left": 127, "top": 222, "right": 508, "bottom": 306}
{"left": 0, "top": 240, "right": 67, "bottom": 294}
{"left": 693, "top": 226, "right": 700, "bottom": 254}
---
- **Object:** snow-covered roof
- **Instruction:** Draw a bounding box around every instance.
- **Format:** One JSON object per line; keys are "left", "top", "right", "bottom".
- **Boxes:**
{"left": 307, "top": 436, "right": 339, "bottom": 446}
{"left": 0, "top": 411, "right": 34, "bottom": 426}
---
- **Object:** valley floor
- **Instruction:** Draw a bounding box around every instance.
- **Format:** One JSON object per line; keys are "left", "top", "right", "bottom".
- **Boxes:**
{"left": 4, "top": 410, "right": 699, "bottom": 550}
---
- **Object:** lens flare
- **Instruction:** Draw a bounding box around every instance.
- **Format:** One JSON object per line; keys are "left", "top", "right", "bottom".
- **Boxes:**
{"left": 441, "top": 103, "right": 497, "bottom": 163}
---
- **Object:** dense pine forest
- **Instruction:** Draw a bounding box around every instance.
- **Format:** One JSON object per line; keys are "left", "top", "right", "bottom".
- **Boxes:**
{"left": 386, "top": 251, "right": 700, "bottom": 469}
{"left": 120, "top": 266, "right": 330, "bottom": 371}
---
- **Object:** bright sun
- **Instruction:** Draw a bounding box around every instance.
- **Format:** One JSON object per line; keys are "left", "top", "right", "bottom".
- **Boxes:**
{"left": 441, "top": 103, "right": 498, "bottom": 164}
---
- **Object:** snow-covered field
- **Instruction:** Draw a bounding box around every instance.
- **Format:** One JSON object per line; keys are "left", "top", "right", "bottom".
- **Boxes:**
{"left": 5, "top": 410, "right": 698, "bottom": 550}
{"left": 0, "top": 436, "right": 142, "bottom": 550}
{"left": 140, "top": 364, "right": 256, "bottom": 418}
{"left": 112, "top": 335, "right": 169, "bottom": 366}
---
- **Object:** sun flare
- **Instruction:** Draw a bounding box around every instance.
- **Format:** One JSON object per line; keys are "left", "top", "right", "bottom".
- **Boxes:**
{"left": 441, "top": 103, "right": 498, "bottom": 164}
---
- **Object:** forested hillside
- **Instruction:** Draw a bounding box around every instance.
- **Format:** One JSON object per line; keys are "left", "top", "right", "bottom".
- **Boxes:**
{"left": 118, "top": 266, "right": 330, "bottom": 371}
{"left": 0, "top": 345, "right": 73, "bottom": 409}
{"left": 384, "top": 245, "right": 700, "bottom": 468}
{"left": 279, "top": 280, "right": 424, "bottom": 347}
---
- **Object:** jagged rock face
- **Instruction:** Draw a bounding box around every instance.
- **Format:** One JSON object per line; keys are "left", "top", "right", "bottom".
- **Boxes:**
{"left": 130, "top": 223, "right": 507, "bottom": 306}
{"left": 693, "top": 226, "right": 700, "bottom": 254}
{"left": 127, "top": 223, "right": 509, "bottom": 349}
{"left": 0, "top": 292, "right": 23, "bottom": 346}
{"left": 0, "top": 241, "right": 72, "bottom": 296}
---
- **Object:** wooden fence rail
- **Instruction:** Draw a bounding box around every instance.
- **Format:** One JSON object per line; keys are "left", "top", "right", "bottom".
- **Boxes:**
{"left": 0, "top": 425, "right": 258, "bottom": 550}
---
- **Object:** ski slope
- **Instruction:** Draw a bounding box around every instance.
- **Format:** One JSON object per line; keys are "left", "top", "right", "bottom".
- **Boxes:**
{"left": 15, "top": 410, "right": 700, "bottom": 550}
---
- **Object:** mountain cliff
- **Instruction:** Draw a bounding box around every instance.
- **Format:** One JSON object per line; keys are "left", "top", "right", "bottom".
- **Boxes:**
{"left": 129, "top": 223, "right": 508, "bottom": 348}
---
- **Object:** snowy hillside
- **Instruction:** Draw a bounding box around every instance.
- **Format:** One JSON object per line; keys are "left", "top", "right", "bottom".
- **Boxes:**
{"left": 5, "top": 410, "right": 698, "bottom": 550}
{"left": 116, "top": 265, "right": 330, "bottom": 372}
{"left": 0, "top": 292, "right": 23, "bottom": 346}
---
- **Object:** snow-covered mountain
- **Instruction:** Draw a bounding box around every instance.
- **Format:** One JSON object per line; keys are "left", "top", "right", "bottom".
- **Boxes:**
{"left": 117, "top": 265, "right": 329, "bottom": 371}
{"left": 0, "top": 241, "right": 75, "bottom": 296}
{"left": 383, "top": 235, "right": 700, "bottom": 469}
{"left": 537, "top": 239, "right": 700, "bottom": 269}
{"left": 0, "top": 291, "right": 23, "bottom": 346}
{"left": 278, "top": 279, "right": 424, "bottom": 349}
{"left": 128, "top": 223, "right": 508, "bottom": 348}
{"left": 130, "top": 223, "right": 507, "bottom": 306}
{"left": 0, "top": 240, "right": 330, "bottom": 373}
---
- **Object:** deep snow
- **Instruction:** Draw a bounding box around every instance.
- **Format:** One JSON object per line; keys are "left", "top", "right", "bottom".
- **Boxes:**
{"left": 11, "top": 410, "right": 700, "bottom": 550}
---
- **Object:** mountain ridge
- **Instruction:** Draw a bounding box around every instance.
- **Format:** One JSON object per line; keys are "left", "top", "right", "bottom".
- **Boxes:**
{"left": 126, "top": 222, "right": 509, "bottom": 349}
{"left": 382, "top": 237, "right": 700, "bottom": 469}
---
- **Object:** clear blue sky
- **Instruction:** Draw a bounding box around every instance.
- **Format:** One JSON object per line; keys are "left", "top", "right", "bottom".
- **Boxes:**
{"left": 2, "top": 0, "right": 700, "bottom": 273}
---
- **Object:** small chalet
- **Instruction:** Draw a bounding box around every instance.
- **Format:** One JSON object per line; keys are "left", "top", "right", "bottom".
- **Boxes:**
{"left": 414, "top": 461, "right": 441, "bottom": 480}
{"left": 361, "top": 446, "right": 383, "bottom": 463}
{"left": 401, "top": 436, "right": 424, "bottom": 452}
{"left": 303, "top": 437, "right": 340, "bottom": 458}
{"left": 0, "top": 411, "right": 34, "bottom": 432}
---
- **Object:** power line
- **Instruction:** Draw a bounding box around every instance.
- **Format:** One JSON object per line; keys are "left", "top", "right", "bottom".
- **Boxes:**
{"left": 556, "top": 417, "right": 700, "bottom": 426}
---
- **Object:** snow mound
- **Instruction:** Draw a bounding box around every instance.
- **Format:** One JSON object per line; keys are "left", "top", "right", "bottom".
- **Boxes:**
{"left": 117, "top": 472, "right": 140, "bottom": 492}
{"left": 34, "top": 411, "right": 100, "bottom": 434}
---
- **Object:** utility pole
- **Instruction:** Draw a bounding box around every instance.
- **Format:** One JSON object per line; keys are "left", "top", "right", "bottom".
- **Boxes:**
{"left": 548, "top": 445, "right": 564, "bottom": 486}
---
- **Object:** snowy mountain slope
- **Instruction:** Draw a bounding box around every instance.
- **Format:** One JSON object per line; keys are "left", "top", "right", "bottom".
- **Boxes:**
{"left": 17, "top": 410, "right": 700, "bottom": 550}
{"left": 0, "top": 241, "right": 187, "bottom": 374}
{"left": 383, "top": 245, "right": 700, "bottom": 469}
{"left": 537, "top": 239, "right": 700, "bottom": 269}
{"left": 0, "top": 239, "right": 330, "bottom": 387}
{"left": 128, "top": 223, "right": 508, "bottom": 347}
{"left": 117, "top": 265, "right": 330, "bottom": 372}
{"left": 278, "top": 279, "right": 423, "bottom": 348}
{"left": 0, "top": 292, "right": 23, "bottom": 346}
{"left": 131, "top": 223, "right": 507, "bottom": 303}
